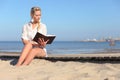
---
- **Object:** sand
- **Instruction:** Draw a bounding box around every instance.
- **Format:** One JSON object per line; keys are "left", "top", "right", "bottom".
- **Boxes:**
{"left": 0, "top": 53, "right": 120, "bottom": 80}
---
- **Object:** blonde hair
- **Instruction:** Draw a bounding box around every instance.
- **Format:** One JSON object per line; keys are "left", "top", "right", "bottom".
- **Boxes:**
{"left": 31, "top": 7, "right": 41, "bottom": 31}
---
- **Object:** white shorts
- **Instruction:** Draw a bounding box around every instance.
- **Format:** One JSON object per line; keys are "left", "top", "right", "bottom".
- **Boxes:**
{"left": 43, "top": 48, "right": 48, "bottom": 57}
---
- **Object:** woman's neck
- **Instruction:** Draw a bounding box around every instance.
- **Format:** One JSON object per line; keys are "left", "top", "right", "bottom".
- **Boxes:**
{"left": 31, "top": 22, "right": 38, "bottom": 29}
{"left": 32, "top": 21, "right": 38, "bottom": 24}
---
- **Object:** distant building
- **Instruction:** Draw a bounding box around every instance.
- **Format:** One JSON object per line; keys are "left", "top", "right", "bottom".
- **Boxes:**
{"left": 109, "top": 39, "right": 115, "bottom": 46}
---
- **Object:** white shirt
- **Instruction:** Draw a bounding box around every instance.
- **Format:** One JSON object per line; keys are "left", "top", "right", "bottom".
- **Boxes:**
{"left": 21, "top": 22, "right": 47, "bottom": 41}
{"left": 21, "top": 22, "right": 48, "bottom": 57}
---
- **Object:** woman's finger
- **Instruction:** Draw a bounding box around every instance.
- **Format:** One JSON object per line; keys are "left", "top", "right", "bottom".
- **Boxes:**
{"left": 45, "top": 39, "right": 49, "bottom": 44}
{"left": 38, "top": 38, "right": 42, "bottom": 45}
{"left": 41, "top": 38, "right": 44, "bottom": 42}
{"left": 38, "top": 38, "right": 48, "bottom": 47}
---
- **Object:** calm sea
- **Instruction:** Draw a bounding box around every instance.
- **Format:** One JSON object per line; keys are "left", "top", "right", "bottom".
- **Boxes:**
{"left": 0, "top": 41, "right": 120, "bottom": 54}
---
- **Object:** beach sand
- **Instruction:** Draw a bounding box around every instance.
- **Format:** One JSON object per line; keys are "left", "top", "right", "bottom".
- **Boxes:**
{"left": 0, "top": 52, "right": 120, "bottom": 80}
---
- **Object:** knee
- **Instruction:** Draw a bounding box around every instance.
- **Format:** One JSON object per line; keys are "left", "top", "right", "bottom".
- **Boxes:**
{"left": 31, "top": 48, "right": 46, "bottom": 57}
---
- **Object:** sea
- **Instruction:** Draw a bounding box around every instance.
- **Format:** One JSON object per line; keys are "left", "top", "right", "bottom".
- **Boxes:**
{"left": 0, "top": 41, "right": 120, "bottom": 54}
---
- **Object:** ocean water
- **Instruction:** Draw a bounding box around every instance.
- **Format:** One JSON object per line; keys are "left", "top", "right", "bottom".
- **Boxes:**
{"left": 0, "top": 41, "right": 120, "bottom": 54}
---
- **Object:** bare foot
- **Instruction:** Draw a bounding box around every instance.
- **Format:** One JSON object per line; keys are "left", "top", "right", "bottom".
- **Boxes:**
{"left": 15, "top": 64, "right": 21, "bottom": 67}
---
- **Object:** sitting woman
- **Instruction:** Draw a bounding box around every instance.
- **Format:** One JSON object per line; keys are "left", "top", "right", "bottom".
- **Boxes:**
{"left": 16, "top": 6, "right": 48, "bottom": 66}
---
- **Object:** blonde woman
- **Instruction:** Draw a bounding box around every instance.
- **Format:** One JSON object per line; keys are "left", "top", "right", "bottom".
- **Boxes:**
{"left": 16, "top": 7, "right": 48, "bottom": 66}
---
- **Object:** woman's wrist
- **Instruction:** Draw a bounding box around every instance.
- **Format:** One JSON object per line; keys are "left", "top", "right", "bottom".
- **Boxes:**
{"left": 29, "top": 40, "right": 37, "bottom": 44}
{"left": 40, "top": 45, "right": 45, "bottom": 49}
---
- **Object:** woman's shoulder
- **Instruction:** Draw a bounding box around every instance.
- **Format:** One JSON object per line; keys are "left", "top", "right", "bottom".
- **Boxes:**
{"left": 40, "top": 22, "right": 47, "bottom": 28}
{"left": 23, "top": 22, "right": 31, "bottom": 28}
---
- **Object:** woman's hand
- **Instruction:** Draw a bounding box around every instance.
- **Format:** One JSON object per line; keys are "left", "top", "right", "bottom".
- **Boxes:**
{"left": 38, "top": 38, "right": 49, "bottom": 48}
{"left": 30, "top": 40, "right": 39, "bottom": 46}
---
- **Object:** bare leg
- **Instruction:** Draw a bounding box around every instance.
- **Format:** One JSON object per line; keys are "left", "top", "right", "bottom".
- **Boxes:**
{"left": 16, "top": 42, "right": 32, "bottom": 66}
{"left": 22, "top": 48, "right": 46, "bottom": 65}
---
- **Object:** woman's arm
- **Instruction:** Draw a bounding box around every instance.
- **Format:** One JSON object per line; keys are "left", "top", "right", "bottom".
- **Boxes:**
{"left": 22, "top": 38, "right": 41, "bottom": 47}
{"left": 22, "top": 39, "right": 30, "bottom": 45}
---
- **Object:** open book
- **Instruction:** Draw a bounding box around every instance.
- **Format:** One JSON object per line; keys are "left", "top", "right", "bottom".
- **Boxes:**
{"left": 33, "top": 32, "right": 56, "bottom": 44}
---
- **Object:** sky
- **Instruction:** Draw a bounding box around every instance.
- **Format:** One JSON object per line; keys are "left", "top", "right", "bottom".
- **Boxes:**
{"left": 0, "top": 0, "right": 120, "bottom": 41}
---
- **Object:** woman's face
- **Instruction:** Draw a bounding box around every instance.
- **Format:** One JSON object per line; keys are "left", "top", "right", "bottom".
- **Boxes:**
{"left": 32, "top": 11, "right": 41, "bottom": 23}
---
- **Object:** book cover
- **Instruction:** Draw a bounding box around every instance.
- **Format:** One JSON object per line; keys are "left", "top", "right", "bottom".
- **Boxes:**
{"left": 33, "top": 32, "right": 56, "bottom": 44}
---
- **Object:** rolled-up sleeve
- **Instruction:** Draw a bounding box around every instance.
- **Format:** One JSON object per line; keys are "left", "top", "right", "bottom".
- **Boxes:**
{"left": 21, "top": 25, "right": 28, "bottom": 40}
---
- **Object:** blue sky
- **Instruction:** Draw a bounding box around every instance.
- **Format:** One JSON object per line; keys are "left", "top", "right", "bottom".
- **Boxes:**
{"left": 0, "top": 0, "right": 120, "bottom": 41}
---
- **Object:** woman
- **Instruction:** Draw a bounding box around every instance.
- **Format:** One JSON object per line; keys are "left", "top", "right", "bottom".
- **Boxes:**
{"left": 16, "top": 7, "right": 48, "bottom": 66}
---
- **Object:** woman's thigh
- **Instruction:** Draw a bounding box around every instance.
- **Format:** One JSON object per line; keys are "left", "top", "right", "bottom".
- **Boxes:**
{"left": 30, "top": 48, "right": 46, "bottom": 57}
